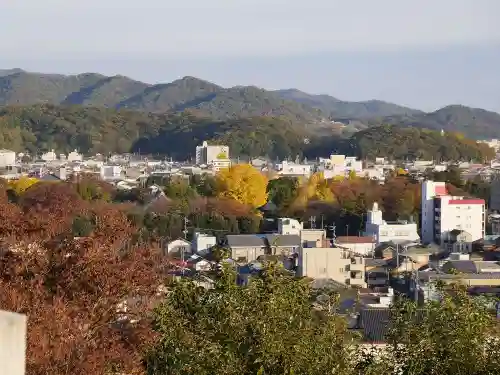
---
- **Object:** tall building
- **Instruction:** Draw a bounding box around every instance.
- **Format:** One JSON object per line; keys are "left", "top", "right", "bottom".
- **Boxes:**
{"left": 421, "top": 180, "right": 485, "bottom": 245}
{"left": 195, "top": 141, "right": 229, "bottom": 165}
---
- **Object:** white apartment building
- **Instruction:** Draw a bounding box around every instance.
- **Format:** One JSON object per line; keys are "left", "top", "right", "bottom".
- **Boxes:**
{"left": 100, "top": 165, "right": 122, "bottom": 180}
{"left": 67, "top": 150, "right": 83, "bottom": 162}
{"left": 318, "top": 154, "right": 363, "bottom": 178}
{"left": 364, "top": 202, "right": 420, "bottom": 245}
{"left": 41, "top": 149, "right": 57, "bottom": 162}
{"left": 421, "top": 180, "right": 485, "bottom": 245}
{"left": 195, "top": 141, "right": 229, "bottom": 165}
{"left": 276, "top": 160, "right": 312, "bottom": 177}
{"left": 0, "top": 149, "right": 16, "bottom": 168}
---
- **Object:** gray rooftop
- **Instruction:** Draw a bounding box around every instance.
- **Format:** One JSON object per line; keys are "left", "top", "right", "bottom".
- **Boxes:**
{"left": 265, "top": 234, "right": 300, "bottom": 248}
{"left": 226, "top": 234, "right": 265, "bottom": 248}
{"left": 226, "top": 234, "right": 300, "bottom": 249}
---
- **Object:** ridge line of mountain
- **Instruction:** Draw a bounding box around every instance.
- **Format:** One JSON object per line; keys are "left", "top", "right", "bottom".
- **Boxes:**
{"left": 0, "top": 68, "right": 499, "bottom": 141}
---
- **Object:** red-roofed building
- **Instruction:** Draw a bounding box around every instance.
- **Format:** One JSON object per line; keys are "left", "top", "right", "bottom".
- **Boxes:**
{"left": 422, "top": 180, "right": 485, "bottom": 245}
{"left": 435, "top": 185, "right": 448, "bottom": 196}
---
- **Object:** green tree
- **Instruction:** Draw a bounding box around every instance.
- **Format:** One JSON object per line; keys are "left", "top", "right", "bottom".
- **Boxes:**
{"left": 191, "top": 174, "right": 217, "bottom": 197}
{"left": 164, "top": 179, "right": 198, "bottom": 210}
{"left": 266, "top": 177, "right": 299, "bottom": 211}
{"left": 145, "top": 265, "right": 356, "bottom": 375}
{"left": 369, "top": 283, "right": 500, "bottom": 375}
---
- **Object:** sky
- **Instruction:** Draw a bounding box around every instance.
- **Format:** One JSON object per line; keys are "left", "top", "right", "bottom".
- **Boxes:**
{"left": 1, "top": 0, "right": 499, "bottom": 112}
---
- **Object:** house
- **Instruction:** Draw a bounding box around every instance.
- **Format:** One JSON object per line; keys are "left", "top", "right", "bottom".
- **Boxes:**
{"left": 365, "top": 259, "right": 390, "bottom": 287}
{"left": 192, "top": 232, "right": 216, "bottom": 254}
{"left": 335, "top": 236, "right": 376, "bottom": 256}
{"left": 297, "top": 244, "right": 366, "bottom": 287}
{"left": 166, "top": 238, "right": 192, "bottom": 257}
{"left": 265, "top": 233, "right": 300, "bottom": 256}
{"left": 364, "top": 202, "right": 420, "bottom": 245}
{"left": 186, "top": 254, "right": 213, "bottom": 272}
{"left": 445, "top": 229, "right": 473, "bottom": 253}
{"left": 442, "top": 260, "right": 500, "bottom": 274}
{"left": 225, "top": 233, "right": 300, "bottom": 263}
{"left": 226, "top": 234, "right": 267, "bottom": 263}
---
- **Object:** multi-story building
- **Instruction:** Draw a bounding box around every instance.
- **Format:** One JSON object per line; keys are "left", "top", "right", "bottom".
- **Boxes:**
{"left": 364, "top": 202, "right": 420, "bottom": 245}
{"left": 297, "top": 244, "right": 366, "bottom": 287}
{"left": 195, "top": 141, "right": 229, "bottom": 166}
{"left": 0, "top": 149, "right": 16, "bottom": 168}
{"left": 318, "top": 154, "right": 363, "bottom": 179}
{"left": 421, "top": 180, "right": 485, "bottom": 245}
{"left": 276, "top": 160, "right": 312, "bottom": 177}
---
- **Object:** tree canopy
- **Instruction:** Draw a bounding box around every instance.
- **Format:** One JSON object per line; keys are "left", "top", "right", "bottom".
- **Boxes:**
{"left": 216, "top": 164, "right": 268, "bottom": 209}
{"left": 146, "top": 264, "right": 355, "bottom": 375}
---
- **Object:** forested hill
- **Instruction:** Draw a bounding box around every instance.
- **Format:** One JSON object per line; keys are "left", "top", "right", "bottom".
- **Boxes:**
{"left": 362, "top": 105, "right": 500, "bottom": 140}
{"left": 0, "top": 104, "right": 494, "bottom": 162}
{"left": 0, "top": 105, "right": 311, "bottom": 160}
{"left": 348, "top": 125, "right": 495, "bottom": 162}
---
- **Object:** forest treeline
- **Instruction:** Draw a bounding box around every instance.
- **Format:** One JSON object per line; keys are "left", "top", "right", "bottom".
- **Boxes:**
{"left": 0, "top": 104, "right": 494, "bottom": 162}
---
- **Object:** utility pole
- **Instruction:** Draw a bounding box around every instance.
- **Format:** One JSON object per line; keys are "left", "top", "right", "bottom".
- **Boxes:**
{"left": 182, "top": 217, "right": 189, "bottom": 240}
{"left": 396, "top": 243, "right": 399, "bottom": 276}
{"left": 181, "top": 217, "right": 189, "bottom": 276}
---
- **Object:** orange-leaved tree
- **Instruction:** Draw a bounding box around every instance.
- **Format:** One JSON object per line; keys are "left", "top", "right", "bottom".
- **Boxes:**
{"left": 0, "top": 202, "right": 167, "bottom": 375}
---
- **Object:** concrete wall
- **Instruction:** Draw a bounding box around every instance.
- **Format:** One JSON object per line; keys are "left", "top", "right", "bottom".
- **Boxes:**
{"left": 0, "top": 310, "right": 27, "bottom": 375}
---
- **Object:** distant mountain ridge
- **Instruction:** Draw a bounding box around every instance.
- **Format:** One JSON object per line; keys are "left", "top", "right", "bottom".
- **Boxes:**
{"left": 363, "top": 105, "right": 500, "bottom": 140}
{"left": 0, "top": 68, "right": 499, "bottom": 139}
{"left": 0, "top": 68, "right": 420, "bottom": 121}
{"left": 274, "top": 88, "right": 422, "bottom": 118}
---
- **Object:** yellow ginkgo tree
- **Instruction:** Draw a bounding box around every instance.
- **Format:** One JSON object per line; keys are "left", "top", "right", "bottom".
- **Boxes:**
{"left": 215, "top": 164, "right": 268, "bottom": 209}
{"left": 293, "top": 172, "right": 335, "bottom": 208}
{"left": 8, "top": 176, "right": 39, "bottom": 196}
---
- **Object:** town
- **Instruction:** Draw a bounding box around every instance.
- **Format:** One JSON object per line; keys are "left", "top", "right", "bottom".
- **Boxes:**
{"left": 2, "top": 136, "right": 500, "bottom": 373}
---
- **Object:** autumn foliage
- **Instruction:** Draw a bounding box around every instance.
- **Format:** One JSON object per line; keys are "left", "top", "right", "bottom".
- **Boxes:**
{"left": 215, "top": 164, "right": 268, "bottom": 209}
{"left": 0, "top": 179, "right": 167, "bottom": 375}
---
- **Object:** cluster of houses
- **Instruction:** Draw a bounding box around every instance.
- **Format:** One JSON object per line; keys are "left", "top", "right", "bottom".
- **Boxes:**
{"left": 2, "top": 136, "right": 500, "bottom": 188}
{"left": 161, "top": 177, "right": 500, "bottom": 349}
{"left": 3, "top": 139, "right": 500, "bottom": 360}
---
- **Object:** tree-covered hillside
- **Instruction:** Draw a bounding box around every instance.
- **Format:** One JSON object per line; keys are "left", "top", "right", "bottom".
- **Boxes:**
{"left": 275, "top": 88, "right": 421, "bottom": 118}
{"left": 0, "top": 105, "right": 493, "bottom": 162}
{"left": 349, "top": 125, "right": 495, "bottom": 161}
{"left": 0, "top": 105, "right": 312, "bottom": 160}
{"left": 2, "top": 70, "right": 500, "bottom": 139}
{"left": 364, "top": 105, "right": 500, "bottom": 140}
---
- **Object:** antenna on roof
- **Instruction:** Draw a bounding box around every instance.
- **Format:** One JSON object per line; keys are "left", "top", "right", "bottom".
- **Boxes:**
{"left": 309, "top": 216, "right": 316, "bottom": 229}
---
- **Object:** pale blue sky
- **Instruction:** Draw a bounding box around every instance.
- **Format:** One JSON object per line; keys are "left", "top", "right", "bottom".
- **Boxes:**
{"left": 1, "top": 0, "right": 499, "bottom": 112}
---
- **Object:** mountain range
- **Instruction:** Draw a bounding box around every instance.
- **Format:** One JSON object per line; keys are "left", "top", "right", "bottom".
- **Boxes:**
{"left": 0, "top": 68, "right": 499, "bottom": 140}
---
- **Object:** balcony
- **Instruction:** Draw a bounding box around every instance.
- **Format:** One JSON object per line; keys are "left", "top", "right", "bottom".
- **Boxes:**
{"left": 348, "top": 277, "right": 366, "bottom": 287}
{"left": 348, "top": 262, "right": 364, "bottom": 272}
